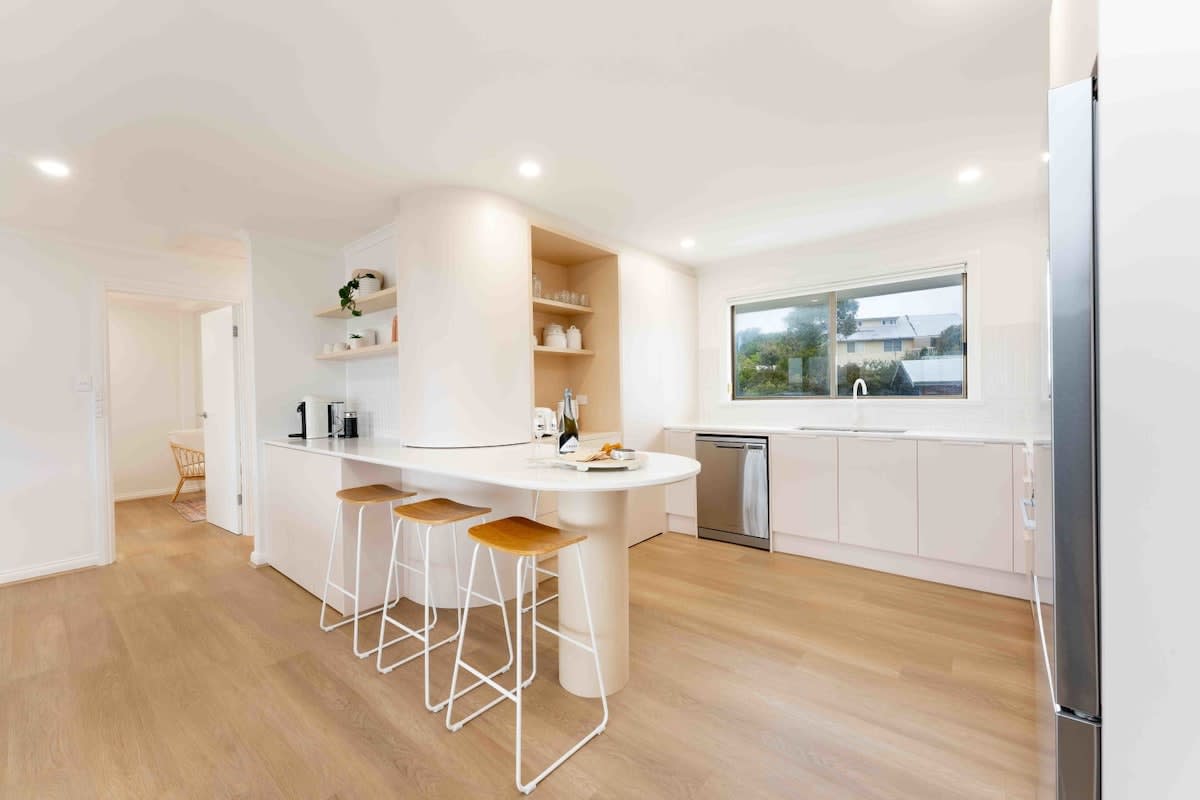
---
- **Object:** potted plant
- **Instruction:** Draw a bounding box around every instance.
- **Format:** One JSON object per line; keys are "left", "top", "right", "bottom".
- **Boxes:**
{"left": 337, "top": 271, "right": 384, "bottom": 317}
{"left": 338, "top": 278, "right": 363, "bottom": 317}
{"left": 348, "top": 333, "right": 366, "bottom": 350}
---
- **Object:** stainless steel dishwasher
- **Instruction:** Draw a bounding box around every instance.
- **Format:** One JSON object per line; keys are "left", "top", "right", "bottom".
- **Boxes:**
{"left": 695, "top": 434, "right": 769, "bottom": 550}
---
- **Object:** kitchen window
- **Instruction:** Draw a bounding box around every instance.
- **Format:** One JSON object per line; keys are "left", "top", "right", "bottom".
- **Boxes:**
{"left": 731, "top": 271, "right": 966, "bottom": 399}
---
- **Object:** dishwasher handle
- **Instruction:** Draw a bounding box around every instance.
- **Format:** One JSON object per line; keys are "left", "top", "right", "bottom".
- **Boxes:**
{"left": 712, "top": 443, "right": 747, "bottom": 450}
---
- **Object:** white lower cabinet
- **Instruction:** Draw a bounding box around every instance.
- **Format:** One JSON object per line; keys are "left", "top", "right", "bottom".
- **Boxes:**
{"left": 917, "top": 441, "right": 1014, "bottom": 571}
{"left": 664, "top": 430, "right": 697, "bottom": 519}
{"left": 769, "top": 434, "right": 838, "bottom": 543}
{"left": 837, "top": 437, "right": 918, "bottom": 555}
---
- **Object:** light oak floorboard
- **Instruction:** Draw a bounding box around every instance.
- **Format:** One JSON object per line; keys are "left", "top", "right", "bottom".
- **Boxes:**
{"left": 0, "top": 496, "right": 1053, "bottom": 798}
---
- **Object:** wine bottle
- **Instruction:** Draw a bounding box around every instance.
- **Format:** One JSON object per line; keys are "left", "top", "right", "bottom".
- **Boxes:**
{"left": 558, "top": 388, "right": 580, "bottom": 454}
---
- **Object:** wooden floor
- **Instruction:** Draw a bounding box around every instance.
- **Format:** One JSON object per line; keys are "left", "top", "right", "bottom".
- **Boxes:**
{"left": 0, "top": 495, "right": 1053, "bottom": 799}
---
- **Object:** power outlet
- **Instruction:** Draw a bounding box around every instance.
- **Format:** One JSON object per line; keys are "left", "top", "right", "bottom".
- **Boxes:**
{"left": 576, "top": 394, "right": 589, "bottom": 405}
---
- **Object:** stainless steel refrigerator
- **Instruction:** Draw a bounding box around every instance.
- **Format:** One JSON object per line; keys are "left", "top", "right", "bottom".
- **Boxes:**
{"left": 1047, "top": 74, "right": 1101, "bottom": 798}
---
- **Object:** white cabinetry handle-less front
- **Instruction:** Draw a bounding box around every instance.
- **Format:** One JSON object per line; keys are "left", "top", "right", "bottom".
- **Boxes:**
{"left": 916, "top": 440, "right": 1014, "bottom": 572}
{"left": 769, "top": 434, "right": 838, "bottom": 543}
{"left": 837, "top": 437, "right": 918, "bottom": 555}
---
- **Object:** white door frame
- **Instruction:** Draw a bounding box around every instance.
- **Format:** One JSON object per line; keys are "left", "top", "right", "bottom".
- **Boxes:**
{"left": 93, "top": 279, "right": 253, "bottom": 566}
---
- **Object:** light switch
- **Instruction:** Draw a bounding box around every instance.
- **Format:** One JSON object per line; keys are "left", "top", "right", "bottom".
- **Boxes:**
{"left": 576, "top": 394, "right": 589, "bottom": 405}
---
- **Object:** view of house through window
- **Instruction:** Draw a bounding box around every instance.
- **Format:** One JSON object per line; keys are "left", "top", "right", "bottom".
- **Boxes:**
{"left": 732, "top": 271, "right": 966, "bottom": 399}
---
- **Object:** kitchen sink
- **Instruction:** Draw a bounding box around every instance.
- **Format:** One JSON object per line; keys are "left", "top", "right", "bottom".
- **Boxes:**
{"left": 794, "top": 425, "right": 909, "bottom": 434}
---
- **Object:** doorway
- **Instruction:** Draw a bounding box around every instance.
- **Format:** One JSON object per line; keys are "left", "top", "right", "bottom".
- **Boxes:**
{"left": 104, "top": 291, "right": 246, "bottom": 551}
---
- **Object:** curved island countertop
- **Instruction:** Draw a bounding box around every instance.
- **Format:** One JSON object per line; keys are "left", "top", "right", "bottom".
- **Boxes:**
{"left": 264, "top": 437, "right": 701, "bottom": 492}
{"left": 265, "top": 436, "right": 700, "bottom": 699}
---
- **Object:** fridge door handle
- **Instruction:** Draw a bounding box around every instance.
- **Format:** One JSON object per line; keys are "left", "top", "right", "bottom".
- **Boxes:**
{"left": 1020, "top": 498, "right": 1036, "bottom": 531}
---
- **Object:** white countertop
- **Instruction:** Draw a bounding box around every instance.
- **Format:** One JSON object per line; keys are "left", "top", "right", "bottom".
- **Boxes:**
{"left": 665, "top": 423, "right": 1049, "bottom": 445}
{"left": 265, "top": 437, "right": 700, "bottom": 492}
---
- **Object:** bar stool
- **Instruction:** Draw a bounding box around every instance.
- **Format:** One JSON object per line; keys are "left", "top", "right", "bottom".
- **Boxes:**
{"left": 446, "top": 516, "right": 608, "bottom": 795}
{"left": 377, "top": 498, "right": 514, "bottom": 713}
{"left": 319, "top": 484, "right": 416, "bottom": 658}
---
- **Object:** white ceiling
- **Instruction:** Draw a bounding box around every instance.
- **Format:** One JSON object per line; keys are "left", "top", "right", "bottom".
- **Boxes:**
{"left": 0, "top": 0, "right": 1048, "bottom": 265}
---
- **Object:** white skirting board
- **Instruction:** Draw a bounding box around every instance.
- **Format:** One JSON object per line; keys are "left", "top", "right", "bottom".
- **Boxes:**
{"left": 0, "top": 553, "right": 100, "bottom": 586}
{"left": 773, "top": 532, "right": 1033, "bottom": 600}
{"left": 667, "top": 514, "right": 697, "bottom": 536}
{"left": 114, "top": 482, "right": 205, "bottom": 502}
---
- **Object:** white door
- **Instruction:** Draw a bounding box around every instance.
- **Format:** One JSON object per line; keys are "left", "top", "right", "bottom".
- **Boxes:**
{"left": 200, "top": 306, "right": 241, "bottom": 534}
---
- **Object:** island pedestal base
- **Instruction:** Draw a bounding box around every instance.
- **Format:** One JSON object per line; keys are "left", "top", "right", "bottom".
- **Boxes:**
{"left": 555, "top": 490, "right": 629, "bottom": 698}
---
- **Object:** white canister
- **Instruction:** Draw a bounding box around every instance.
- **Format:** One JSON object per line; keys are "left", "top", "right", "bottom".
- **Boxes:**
{"left": 565, "top": 325, "right": 582, "bottom": 350}
{"left": 543, "top": 323, "right": 566, "bottom": 349}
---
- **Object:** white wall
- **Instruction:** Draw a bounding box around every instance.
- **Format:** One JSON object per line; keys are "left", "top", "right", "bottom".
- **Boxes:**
{"left": 343, "top": 224, "right": 401, "bottom": 438}
{"left": 0, "top": 226, "right": 246, "bottom": 585}
{"left": 1050, "top": 0, "right": 1097, "bottom": 88}
{"left": 692, "top": 200, "right": 1049, "bottom": 436}
{"left": 619, "top": 250, "right": 698, "bottom": 451}
{"left": 107, "top": 296, "right": 205, "bottom": 499}
{"left": 245, "top": 232, "right": 345, "bottom": 564}
{"left": 1097, "top": 3, "right": 1200, "bottom": 795}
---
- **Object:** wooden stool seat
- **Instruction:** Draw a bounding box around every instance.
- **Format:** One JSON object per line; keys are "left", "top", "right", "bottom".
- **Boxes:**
{"left": 335, "top": 484, "right": 417, "bottom": 505}
{"left": 393, "top": 497, "right": 492, "bottom": 526}
{"left": 468, "top": 516, "right": 586, "bottom": 557}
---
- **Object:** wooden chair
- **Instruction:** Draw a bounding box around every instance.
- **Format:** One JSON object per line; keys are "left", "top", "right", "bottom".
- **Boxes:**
{"left": 169, "top": 442, "right": 206, "bottom": 503}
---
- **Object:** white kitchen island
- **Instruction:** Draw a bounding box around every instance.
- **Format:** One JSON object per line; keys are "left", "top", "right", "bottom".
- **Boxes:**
{"left": 262, "top": 437, "right": 700, "bottom": 697}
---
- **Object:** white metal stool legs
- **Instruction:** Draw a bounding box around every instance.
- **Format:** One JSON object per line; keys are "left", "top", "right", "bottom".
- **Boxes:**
{"left": 377, "top": 518, "right": 512, "bottom": 713}
{"left": 446, "top": 541, "right": 608, "bottom": 795}
{"left": 444, "top": 543, "right": 518, "bottom": 730}
{"left": 318, "top": 500, "right": 398, "bottom": 659}
{"left": 520, "top": 558, "right": 559, "bottom": 688}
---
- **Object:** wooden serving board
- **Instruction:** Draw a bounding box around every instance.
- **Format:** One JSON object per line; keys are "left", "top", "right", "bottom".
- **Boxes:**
{"left": 554, "top": 452, "right": 644, "bottom": 472}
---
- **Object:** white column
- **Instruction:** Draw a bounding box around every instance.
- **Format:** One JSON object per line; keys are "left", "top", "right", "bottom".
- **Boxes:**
{"left": 556, "top": 490, "right": 629, "bottom": 697}
{"left": 393, "top": 188, "right": 533, "bottom": 448}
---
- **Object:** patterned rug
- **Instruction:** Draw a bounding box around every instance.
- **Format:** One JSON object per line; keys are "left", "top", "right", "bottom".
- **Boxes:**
{"left": 170, "top": 494, "right": 207, "bottom": 522}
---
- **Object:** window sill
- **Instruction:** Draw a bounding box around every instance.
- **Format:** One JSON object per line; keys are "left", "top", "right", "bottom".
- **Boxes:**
{"left": 719, "top": 396, "right": 984, "bottom": 408}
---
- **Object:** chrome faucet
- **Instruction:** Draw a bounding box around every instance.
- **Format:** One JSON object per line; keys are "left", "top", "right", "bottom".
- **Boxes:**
{"left": 852, "top": 378, "right": 868, "bottom": 425}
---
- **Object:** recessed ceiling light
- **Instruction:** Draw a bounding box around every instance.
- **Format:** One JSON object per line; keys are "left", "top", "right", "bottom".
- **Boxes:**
{"left": 957, "top": 166, "right": 982, "bottom": 184}
{"left": 1041, "top": 151, "right": 1051, "bottom": 163}
{"left": 33, "top": 158, "right": 70, "bottom": 178}
{"left": 680, "top": 237, "right": 696, "bottom": 249}
{"left": 518, "top": 160, "right": 542, "bottom": 179}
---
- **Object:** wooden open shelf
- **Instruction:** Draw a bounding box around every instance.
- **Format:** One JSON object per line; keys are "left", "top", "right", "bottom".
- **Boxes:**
{"left": 315, "top": 342, "right": 398, "bottom": 361}
{"left": 314, "top": 286, "right": 397, "bottom": 318}
{"left": 533, "top": 297, "right": 594, "bottom": 316}
{"left": 534, "top": 346, "right": 594, "bottom": 357}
